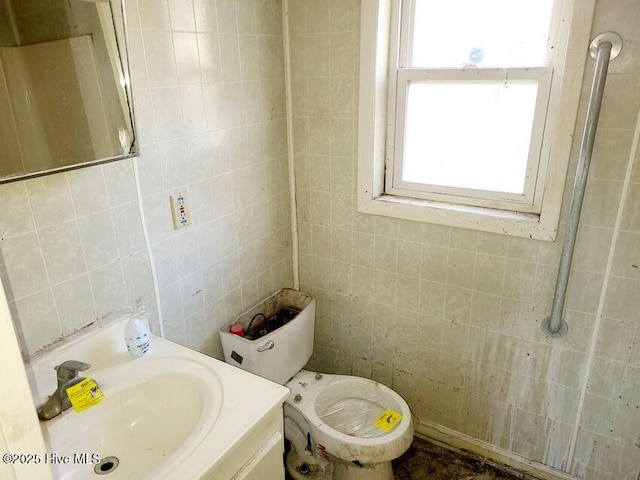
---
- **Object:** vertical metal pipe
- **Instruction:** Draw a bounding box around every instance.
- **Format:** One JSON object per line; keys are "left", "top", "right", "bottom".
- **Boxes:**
{"left": 282, "top": 0, "right": 300, "bottom": 290}
{"left": 542, "top": 39, "right": 615, "bottom": 337}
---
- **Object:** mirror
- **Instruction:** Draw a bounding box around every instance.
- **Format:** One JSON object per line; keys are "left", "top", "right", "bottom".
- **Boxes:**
{"left": 0, "top": 0, "right": 137, "bottom": 183}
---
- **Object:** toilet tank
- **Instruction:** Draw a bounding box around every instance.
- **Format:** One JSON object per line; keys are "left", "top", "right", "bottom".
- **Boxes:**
{"left": 220, "top": 289, "right": 315, "bottom": 385}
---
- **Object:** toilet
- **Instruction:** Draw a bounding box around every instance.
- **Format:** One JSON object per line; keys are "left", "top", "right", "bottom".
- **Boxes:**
{"left": 220, "top": 289, "right": 414, "bottom": 480}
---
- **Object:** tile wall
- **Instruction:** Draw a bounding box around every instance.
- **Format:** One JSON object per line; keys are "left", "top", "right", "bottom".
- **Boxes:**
{"left": 0, "top": 0, "right": 639, "bottom": 479}
{"left": 289, "top": 0, "right": 640, "bottom": 478}
{"left": 0, "top": 0, "right": 293, "bottom": 359}
{"left": 126, "top": 0, "right": 293, "bottom": 356}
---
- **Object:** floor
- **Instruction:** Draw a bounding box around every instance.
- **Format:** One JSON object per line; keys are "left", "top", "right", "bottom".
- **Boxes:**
{"left": 285, "top": 436, "right": 533, "bottom": 480}
{"left": 392, "top": 436, "right": 531, "bottom": 480}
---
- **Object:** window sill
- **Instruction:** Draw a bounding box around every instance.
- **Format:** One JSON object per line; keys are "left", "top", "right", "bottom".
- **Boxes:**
{"left": 357, "top": 193, "right": 557, "bottom": 241}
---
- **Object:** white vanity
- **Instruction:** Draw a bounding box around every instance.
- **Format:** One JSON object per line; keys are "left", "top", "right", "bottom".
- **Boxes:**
{"left": 26, "top": 317, "right": 289, "bottom": 479}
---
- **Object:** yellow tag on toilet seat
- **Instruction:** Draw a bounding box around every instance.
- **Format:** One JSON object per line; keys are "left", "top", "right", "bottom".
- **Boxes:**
{"left": 66, "top": 378, "right": 104, "bottom": 413}
{"left": 374, "top": 408, "right": 402, "bottom": 432}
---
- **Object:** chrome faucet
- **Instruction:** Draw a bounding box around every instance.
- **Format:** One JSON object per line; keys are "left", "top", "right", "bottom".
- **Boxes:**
{"left": 37, "top": 360, "right": 91, "bottom": 420}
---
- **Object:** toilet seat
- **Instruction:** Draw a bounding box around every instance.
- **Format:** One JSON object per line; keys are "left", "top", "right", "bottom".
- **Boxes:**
{"left": 284, "top": 370, "right": 413, "bottom": 465}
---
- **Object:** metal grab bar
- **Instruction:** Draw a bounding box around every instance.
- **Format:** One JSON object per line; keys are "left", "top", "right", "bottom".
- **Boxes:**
{"left": 542, "top": 32, "right": 623, "bottom": 338}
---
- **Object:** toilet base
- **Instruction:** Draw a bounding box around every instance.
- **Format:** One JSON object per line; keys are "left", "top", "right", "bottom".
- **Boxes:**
{"left": 285, "top": 445, "right": 394, "bottom": 480}
{"left": 285, "top": 445, "right": 332, "bottom": 480}
{"left": 332, "top": 460, "right": 393, "bottom": 480}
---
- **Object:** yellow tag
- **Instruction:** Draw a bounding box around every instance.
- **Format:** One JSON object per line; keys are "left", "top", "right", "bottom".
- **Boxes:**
{"left": 66, "top": 378, "right": 104, "bottom": 413}
{"left": 374, "top": 408, "right": 403, "bottom": 432}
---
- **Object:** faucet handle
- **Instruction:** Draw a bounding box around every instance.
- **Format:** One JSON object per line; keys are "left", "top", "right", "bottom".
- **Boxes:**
{"left": 54, "top": 360, "right": 91, "bottom": 382}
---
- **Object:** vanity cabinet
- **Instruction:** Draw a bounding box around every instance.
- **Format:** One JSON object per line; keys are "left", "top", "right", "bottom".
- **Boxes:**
{"left": 234, "top": 431, "right": 284, "bottom": 480}
{"left": 203, "top": 406, "right": 285, "bottom": 480}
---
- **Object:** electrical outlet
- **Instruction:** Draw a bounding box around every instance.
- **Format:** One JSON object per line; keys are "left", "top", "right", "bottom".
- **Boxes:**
{"left": 170, "top": 192, "right": 191, "bottom": 229}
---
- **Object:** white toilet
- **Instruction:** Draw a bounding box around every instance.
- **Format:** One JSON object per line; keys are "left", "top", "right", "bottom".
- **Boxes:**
{"left": 220, "top": 289, "right": 414, "bottom": 480}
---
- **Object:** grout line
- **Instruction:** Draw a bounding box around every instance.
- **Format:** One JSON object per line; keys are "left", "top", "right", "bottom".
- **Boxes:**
{"left": 63, "top": 173, "right": 100, "bottom": 328}
{"left": 21, "top": 182, "right": 63, "bottom": 340}
{"left": 565, "top": 107, "right": 640, "bottom": 470}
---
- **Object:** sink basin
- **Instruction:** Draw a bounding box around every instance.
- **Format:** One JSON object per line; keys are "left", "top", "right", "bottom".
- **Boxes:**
{"left": 41, "top": 358, "right": 222, "bottom": 480}
{"left": 26, "top": 316, "right": 289, "bottom": 479}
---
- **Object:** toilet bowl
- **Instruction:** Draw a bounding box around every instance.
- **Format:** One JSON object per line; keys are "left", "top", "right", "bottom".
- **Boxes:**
{"left": 220, "top": 289, "right": 414, "bottom": 480}
{"left": 284, "top": 370, "right": 413, "bottom": 480}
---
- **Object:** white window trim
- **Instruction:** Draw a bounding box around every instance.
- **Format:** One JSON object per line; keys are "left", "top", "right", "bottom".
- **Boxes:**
{"left": 357, "top": 0, "right": 596, "bottom": 241}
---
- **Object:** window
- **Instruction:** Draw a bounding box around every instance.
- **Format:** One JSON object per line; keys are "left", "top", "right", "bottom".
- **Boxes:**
{"left": 358, "top": 0, "right": 596, "bottom": 240}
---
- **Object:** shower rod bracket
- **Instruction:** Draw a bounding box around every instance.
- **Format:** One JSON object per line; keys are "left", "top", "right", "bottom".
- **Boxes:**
{"left": 589, "top": 32, "right": 622, "bottom": 61}
{"left": 541, "top": 316, "right": 568, "bottom": 338}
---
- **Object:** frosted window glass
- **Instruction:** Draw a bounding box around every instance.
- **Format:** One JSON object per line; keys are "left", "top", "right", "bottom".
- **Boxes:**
{"left": 411, "top": 0, "right": 554, "bottom": 67}
{"left": 402, "top": 81, "right": 538, "bottom": 194}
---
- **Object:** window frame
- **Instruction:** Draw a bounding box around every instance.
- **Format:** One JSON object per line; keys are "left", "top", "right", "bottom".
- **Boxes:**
{"left": 357, "top": 0, "right": 596, "bottom": 241}
{"left": 388, "top": 68, "right": 553, "bottom": 212}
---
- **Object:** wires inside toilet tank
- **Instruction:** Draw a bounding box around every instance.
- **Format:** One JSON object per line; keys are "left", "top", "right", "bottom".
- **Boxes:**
{"left": 245, "top": 308, "right": 302, "bottom": 339}
{"left": 246, "top": 313, "right": 268, "bottom": 337}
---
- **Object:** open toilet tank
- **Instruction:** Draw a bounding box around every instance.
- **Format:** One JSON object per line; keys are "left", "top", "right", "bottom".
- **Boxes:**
{"left": 220, "top": 288, "right": 316, "bottom": 385}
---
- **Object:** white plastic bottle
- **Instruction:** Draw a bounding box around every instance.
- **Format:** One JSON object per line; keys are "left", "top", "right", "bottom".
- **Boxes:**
{"left": 125, "top": 316, "right": 151, "bottom": 358}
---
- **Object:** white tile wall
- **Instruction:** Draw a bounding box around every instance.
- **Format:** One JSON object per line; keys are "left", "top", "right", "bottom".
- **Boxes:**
{"left": 0, "top": 162, "right": 150, "bottom": 353}
{"left": 0, "top": 0, "right": 292, "bottom": 359}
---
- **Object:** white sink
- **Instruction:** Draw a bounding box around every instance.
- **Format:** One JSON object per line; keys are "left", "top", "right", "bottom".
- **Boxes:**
{"left": 42, "top": 358, "right": 222, "bottom": 480}
{"left": 26, "top": 317, "right": 289, "bottom": 479}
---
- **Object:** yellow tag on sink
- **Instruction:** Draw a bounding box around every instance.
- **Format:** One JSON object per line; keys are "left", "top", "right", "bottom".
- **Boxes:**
{"left": 374, "top": 408, "right": 402, "bottom": 432}
{"left": 66, "top": 378, "right": 104, "bottom": 413}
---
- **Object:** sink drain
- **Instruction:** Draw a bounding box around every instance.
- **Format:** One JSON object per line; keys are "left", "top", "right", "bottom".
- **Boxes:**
{"left": 94, "top": 456, "right": 119, "bottom": 475}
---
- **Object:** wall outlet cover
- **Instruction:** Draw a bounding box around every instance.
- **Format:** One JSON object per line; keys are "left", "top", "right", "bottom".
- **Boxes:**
{"left": 170, "top": 192, "right": 192, "bottom": 229}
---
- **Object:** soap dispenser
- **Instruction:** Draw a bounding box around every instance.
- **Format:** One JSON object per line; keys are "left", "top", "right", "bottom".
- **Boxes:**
{"left": 125, "top": 316, "right": 151, "bottom": 358}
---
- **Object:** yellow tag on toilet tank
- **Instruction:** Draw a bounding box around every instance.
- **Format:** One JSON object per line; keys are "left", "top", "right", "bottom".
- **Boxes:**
{"left": 66, "top": 378, "right": 104, "bottom": 413}
{"left": 374, "top": 409, "right": 402, "bottom": 432}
